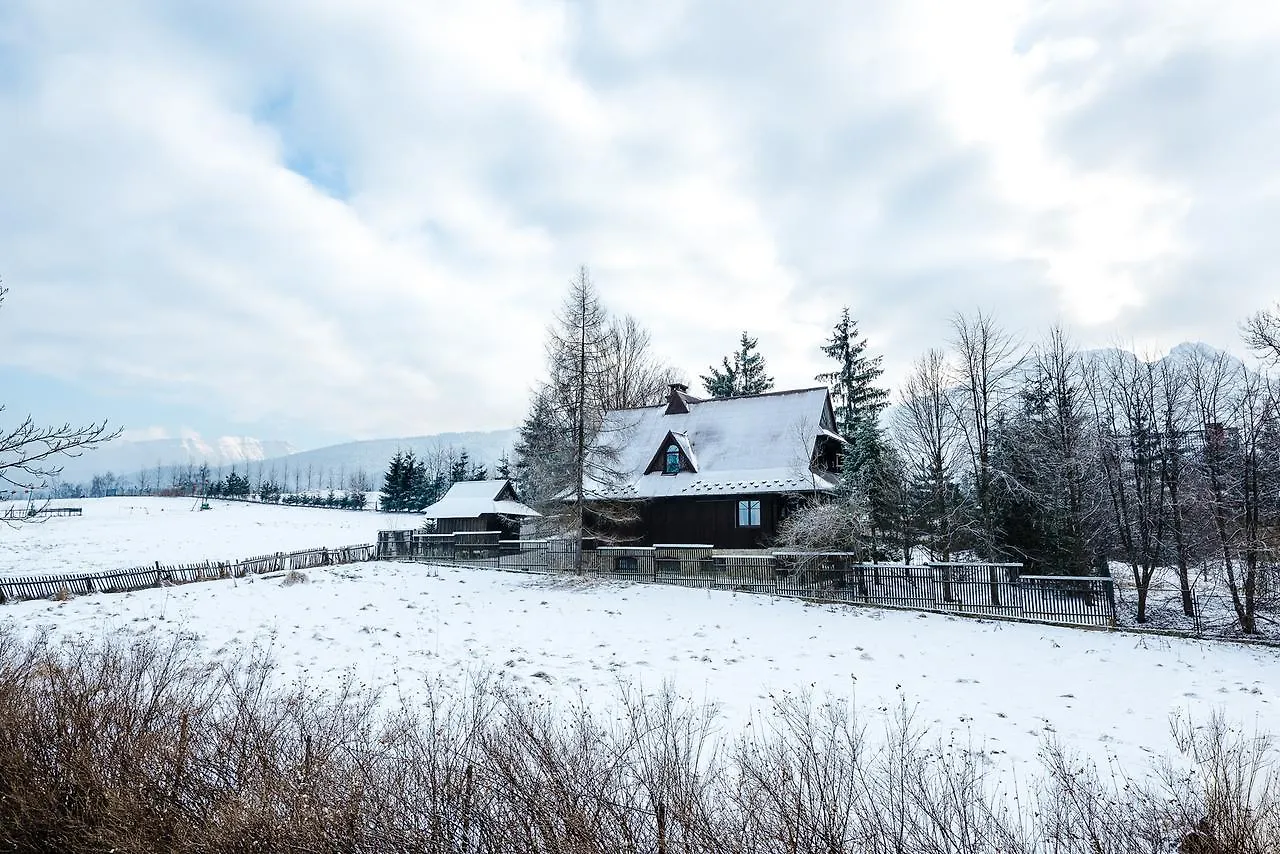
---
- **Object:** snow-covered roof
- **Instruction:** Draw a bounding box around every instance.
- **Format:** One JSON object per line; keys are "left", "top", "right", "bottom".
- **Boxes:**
{"left": 421, "top": 479, "right": 541, "bottom": 519}
{"left": 584, "top": 387, "right": 842, "bottom": 499}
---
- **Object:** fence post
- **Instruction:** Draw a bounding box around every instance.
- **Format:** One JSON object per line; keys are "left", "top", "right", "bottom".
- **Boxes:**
{"left": 1104, "top": 576, "right": 1118, "bottom": 628}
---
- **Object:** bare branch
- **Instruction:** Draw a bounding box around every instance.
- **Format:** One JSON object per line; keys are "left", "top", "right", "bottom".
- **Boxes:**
{"left": 1242, "top": 303, "right": 1280, "bottom": 364}
{"left": 0, "top": 280, "right": 121, "bottom": 500}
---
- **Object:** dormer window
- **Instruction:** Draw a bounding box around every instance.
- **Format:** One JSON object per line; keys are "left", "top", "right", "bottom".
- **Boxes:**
{"left": 645, "top": 430, "right": 698, "bottom": 476}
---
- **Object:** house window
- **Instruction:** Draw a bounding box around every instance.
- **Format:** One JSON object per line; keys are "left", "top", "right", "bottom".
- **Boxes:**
{"left": 664, "top": 444, "right": 681, "bottom": 474}
{"left": 737, "top": 499, "right": 761, "bottom": 527}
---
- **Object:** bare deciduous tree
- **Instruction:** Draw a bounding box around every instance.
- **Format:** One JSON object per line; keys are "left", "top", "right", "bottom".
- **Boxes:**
{"left": 1243, "top": 303, "right": 1280, "bottom": 364}
{"left": 1187, "top": 350, "right": 1278, "bottom": 634}
{"left": 894, "top": 349, "right": 964, "bottom": 561}
{"left": 1085, "top": 348, "right": 1177, "bottom": 623}
{"left": 1, "top": 282, "right": 119, "bottom": 508}
{"left": 599, "top": 314, "right": 683, "bottom": 411}
{"left": 947, "top": 311, "right": 1025, "bottom": 557}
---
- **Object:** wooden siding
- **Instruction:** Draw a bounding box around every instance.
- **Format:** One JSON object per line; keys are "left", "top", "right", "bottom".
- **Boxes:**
{"left": 592, "top": 495, "right": 800, "bottom": 549}
{"left": 436, "top": 515, "right": 522, "bottom": 539}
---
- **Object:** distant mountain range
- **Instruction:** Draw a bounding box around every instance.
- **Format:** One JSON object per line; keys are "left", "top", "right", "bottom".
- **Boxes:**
{"left": 51, "top": 429, "right": 518, "bottom": 488}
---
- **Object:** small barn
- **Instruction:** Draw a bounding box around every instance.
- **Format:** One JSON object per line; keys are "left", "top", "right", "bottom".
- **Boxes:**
{"left": 421, "top": 479, "right": 541, "bottom": 539}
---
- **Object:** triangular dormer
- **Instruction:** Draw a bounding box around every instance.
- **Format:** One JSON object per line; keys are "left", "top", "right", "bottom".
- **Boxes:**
{"left": 644, "top": 430, "right": 699, "bottom": 475}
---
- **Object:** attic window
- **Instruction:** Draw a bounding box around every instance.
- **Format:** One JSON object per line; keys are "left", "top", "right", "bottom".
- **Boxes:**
{"left": 664, "top": 444, "right": 681, "bottom": 475}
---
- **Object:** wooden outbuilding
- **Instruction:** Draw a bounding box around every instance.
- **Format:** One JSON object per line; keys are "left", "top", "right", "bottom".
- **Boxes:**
{"left": 421, "top": 479, "right": 541, "bottom": 539}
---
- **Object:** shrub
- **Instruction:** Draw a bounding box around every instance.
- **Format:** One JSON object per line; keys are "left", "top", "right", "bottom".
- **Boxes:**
{"left": 0, "top": 629, "right": 1275, "bottom": 853}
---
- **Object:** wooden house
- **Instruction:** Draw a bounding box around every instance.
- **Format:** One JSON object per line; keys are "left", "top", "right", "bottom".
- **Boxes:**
{"left": 421, "top": 479, "right": 541, "bottom": 539}
{"left": 583, "top": 385, "right": 844, "bottom": 548}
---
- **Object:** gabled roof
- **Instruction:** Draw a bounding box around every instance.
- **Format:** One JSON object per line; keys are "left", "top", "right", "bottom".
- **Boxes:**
{"left": 422, "top": 479, "right": 541, "bottom": 519}
{"left": 585, "top": 387, "right": 842, "bottom": 500}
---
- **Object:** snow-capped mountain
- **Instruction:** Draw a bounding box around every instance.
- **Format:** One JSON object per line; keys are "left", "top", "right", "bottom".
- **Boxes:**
{"left": 53, "top": 435, "right": 297, "bottom": 483}
{"left": 50, "top": 429, "right": 517, "bottom": 490}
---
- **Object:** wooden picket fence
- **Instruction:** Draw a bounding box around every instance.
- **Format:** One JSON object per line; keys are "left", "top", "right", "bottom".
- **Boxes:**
{"left": 0, "top": 544, "right": 376, "bottom": 604}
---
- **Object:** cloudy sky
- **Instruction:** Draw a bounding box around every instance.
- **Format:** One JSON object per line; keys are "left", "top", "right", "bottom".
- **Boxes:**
{"left": 2, "top": 0, "right": 1278, "bottom": 450}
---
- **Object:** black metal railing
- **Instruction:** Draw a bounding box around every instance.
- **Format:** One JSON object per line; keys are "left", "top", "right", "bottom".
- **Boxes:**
{"left": 375, "top": 531, "right": 1116, "bottom": 628}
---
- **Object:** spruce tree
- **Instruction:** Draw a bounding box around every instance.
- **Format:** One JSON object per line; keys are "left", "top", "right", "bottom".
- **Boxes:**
{"left": 381, "top": 450, "right": 406, "bottom": 511}
{"left": 495, "top": 451, "right": 512, "bottom": 481}
{"left": 816, "top": 307, "right": 889, "bottom": 438}
{"left": 701, "top": 332, "right": 774, "bottom": 398}
{"left": 450, "top": 450, "right": 471, "bottom": 485}
{"left": 700, "top": 357, "right": 737, "bottom": 398}
{"left": 513, "top": 387, "right": 570, "bottom": 503}
{"left": 404, "top": 450, "right": 429, "bottom": 511}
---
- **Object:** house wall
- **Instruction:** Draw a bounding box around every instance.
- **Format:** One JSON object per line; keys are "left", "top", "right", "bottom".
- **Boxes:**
{"left": 436, "top": 516, "right": 524, "bottom": 538}
{"left": 436, "top": 517, "right": 485, "bottom": 534}
{"left": 592, "top": 495, "right": 796, "bottom": 549}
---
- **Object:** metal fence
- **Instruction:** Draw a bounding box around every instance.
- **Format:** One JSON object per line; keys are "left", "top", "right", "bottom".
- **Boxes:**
{"left": 375, "top": 532, "right": 1117, "bottom": 628}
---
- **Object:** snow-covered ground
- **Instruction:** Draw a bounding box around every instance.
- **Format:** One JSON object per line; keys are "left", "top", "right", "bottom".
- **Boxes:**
{"left": 2, "top": 496, "right": 1277, "bottom": 779}
{"left": 3, "top": 558, "right": 1277, "bottom": 779}
{"left": 0, "top": 496, "right": 418, "bottom": 578}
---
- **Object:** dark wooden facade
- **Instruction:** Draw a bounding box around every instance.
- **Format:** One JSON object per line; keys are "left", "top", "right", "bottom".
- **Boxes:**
{"left": 434, "top": 514, "right": 522, "bottom": 539}
{"left": 591, "top": 493, "right": 804, "bottom": 549}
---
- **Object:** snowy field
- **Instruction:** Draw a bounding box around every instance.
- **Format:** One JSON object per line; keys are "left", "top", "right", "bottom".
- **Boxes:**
{"left": 0, "top": 496, "right": 418, "bottom": 578}
{"left": 3, "top": 556, "right": 1277, "bottom": 780}
{"left": 2, "top": 496, "right": 1278, "bottom": 779}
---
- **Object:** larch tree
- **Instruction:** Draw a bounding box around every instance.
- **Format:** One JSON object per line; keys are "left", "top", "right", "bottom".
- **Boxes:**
{"left": 513, "top": 267, "right": 658, "bottom": 565}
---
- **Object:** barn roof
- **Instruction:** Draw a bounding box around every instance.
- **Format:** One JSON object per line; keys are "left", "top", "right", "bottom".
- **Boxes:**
{"left": 584, "top": 387, "right": 842, "bottom": 500}
{"left": 421, "top": 479, "right": 541, "bottom": 520}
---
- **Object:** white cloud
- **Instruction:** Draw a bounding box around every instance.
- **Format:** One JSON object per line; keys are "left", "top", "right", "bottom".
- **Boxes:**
{"left": 1, "top": 0, "right": 1277, "bottom": 445}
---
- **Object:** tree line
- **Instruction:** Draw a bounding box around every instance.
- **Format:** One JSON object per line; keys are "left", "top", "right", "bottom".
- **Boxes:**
{"left": 805, "top": 310, "right": 1280, "bottom": 635}
{"left": 509, "top": 267, "right": 1280, "bottom": 634}
{"left": 378, "top": 446, "right": 502, "bottom": 512}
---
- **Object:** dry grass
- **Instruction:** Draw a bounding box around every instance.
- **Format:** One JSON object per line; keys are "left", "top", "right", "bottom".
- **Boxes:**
{"left": 0, "top": 627, "right": 1275, "bottom": 853}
